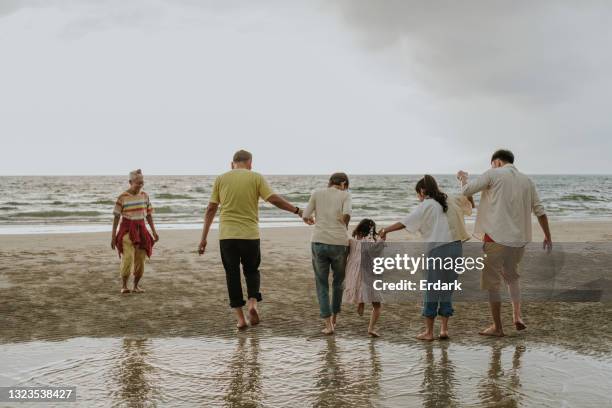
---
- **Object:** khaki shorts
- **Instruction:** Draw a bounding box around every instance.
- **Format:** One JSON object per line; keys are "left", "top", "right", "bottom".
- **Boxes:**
{"left": 120, "top": 234, "right": 146, "bottom": 278}
{"left": 481, "top": 242, "right": 525, "bottom": 291}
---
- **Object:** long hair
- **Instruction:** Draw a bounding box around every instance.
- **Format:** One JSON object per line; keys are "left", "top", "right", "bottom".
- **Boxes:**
{"left": 415, "top": 175, "right": 448, "bottom": 212}
{"left": 352, "top": 218, "right": 377, "bottom": 240}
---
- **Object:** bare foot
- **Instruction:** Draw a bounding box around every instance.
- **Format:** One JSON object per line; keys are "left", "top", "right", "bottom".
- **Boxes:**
{"left": 416, "top": 331, "right": 434, "bottom": 341}
{"left": 236, "top": 321, "right": 248, "bottom": 330}
{"left": 514, "top": 319, "right": 526, "bottom": 331}
{"left": 248, "top": 308, "right": 260, "bottom": 326}
{"left": 357, "top": 303, "right": 364, "bottom": 316}
{"left": 321, "top": 327, "right": 334, "bottom": 335}
{"left": 121, "top": 288, "right": 131, "bottom": 294}
{"left": 439, "top": 332, "right": 449, "bottom": 340}
{"left": 368, "top": 330, "right": 380, "bottom": 337}
{"left": 479, "top": 325, "right": 505, "bottom": 337}
{"left": 132, "top": 286, "right": 145, "bottom": 293}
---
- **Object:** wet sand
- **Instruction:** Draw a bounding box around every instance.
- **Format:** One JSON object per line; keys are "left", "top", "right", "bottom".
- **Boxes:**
{"left": 0, "top": 220, "right": 611, "bottom": 356}
{"left": 1, "top": 221, "right": 612, "bottom": 406}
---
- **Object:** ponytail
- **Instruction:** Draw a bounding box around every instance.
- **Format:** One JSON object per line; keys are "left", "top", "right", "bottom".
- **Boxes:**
{"left": 352, "top": 218, "right": 378, "bottom": 241}
{"left": 415, "top": 175, "right": 448, "bottom": 212}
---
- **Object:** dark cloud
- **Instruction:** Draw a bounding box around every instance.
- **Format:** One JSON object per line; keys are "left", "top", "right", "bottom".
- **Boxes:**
{"left": 332, "top": 0, "right": 612, "bottom": 104}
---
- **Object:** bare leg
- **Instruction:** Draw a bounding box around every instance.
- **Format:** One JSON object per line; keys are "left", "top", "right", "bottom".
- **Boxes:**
{"left": 439, "top": 316, "right": 449, "bottom": 339}
{"left": 132, "top": 272, "right": 144, "bottom": 293}
{"left": 121, "top": 275, "right": 130, "bottom": 294}
{"left": 247, "top": 297, "right": 260, "bottom": 325}
{"left": 331, "top": 313, "right": 338, "bottom": 327}
{"left": 234, "top": 307, "right": 248, "bottom": 329}
{"left": 357, "top": 303, "right": 364, "bottom": 316}
{"left": 508, "top": 280, "right": 525, "bottom": 330}
{"left": 417, "top": 317, "right": 435, "bottom": 341}
{"left": 368, "top": 302, "right": 381, "bottom": 337}
{"left": 322, "top": 316, "right": 334, "bottom": 335}
{"left": 480, "top": 291, "right": 505, "bottom": 337}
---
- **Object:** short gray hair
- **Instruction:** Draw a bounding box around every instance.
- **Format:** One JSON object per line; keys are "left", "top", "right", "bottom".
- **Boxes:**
{"left": 129, "top": 169, "right": 143, "bottom": 181}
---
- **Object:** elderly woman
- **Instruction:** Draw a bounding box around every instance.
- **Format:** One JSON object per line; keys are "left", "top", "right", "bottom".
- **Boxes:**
{"left": 111, "top": 169, "right": 159, "bottom": 294}
{"left": 302, "top": 172, "right": 352, "bottom": 335}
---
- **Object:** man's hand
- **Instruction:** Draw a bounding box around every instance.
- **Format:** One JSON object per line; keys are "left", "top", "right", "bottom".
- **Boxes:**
{"left": 543, "top": 237, "right": 552, "bottom": 253}
{"left": 297, "top": 208, "right": 304, "bottom": 217}
{"left": 198, "top": 239, "right": 207, "bottom": 255}
{"left": 456, "top": 170, "right": 468, "bottom": 184}
{"left": 111, "top": 235, "right": 116, "bottom": 250}
{"left": 152, "top": 231, "right": 159, "bottom": 242}
{"left": 303, "top": 217, "right": 315, "bottom": 225}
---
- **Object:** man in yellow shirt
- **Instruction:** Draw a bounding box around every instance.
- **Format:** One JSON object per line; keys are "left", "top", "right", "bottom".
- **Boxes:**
{"left": 198, "top": 150, "right": 304, "bottom": 329}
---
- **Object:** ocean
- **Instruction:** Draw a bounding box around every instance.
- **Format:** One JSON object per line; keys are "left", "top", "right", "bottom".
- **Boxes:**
{"left": 0, "top": 175, "right": 610, "bottom": 234}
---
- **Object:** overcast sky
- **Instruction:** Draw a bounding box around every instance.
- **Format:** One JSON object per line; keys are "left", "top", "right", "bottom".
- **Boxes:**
{"left": 1, "top": 0, "right": 611, "bottom": 175}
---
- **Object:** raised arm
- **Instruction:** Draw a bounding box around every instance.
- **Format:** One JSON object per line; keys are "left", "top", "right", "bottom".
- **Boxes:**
{"left": 458, "top": 170, "right": 493, "bottom": 197}
{"left": 198, "top": 202, "right": 219, "bottom": 255}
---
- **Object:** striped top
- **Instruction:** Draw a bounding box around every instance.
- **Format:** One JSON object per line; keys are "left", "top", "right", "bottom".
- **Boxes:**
{"left": 113, "top": 191, "right": 153, "bottom": 220}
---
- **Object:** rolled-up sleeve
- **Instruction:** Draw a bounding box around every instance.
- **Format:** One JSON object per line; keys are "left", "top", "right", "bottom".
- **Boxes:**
{"left": 462, "top": 170, "right": 493, "bottom": 197}
{"left": 531, "top": 181, "right": 546, "bottom": 217}
{"left": 342, "top": 193, "right": 352, "bottom": 215}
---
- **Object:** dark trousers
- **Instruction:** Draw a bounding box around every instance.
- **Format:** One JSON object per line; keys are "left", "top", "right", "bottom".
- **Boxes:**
{"left": 220, "top": 239, "right": 262, "bottom": 308}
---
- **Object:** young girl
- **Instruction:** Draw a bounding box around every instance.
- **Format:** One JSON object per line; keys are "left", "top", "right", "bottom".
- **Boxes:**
{"left": 379, "top": 175, "right": 473, "bottom": 341}
{"left": 343, "top": 218, "right": 383, "bottom": 337}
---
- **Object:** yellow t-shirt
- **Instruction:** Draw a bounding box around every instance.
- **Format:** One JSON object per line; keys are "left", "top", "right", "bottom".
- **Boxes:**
{"left": 209, "top": 169, "right": 274, "bottom": 240}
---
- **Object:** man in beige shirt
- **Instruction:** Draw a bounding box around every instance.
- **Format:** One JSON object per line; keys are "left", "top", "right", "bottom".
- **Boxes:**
{"left": 458, "top": 149, "right": 552, "bottom": 337}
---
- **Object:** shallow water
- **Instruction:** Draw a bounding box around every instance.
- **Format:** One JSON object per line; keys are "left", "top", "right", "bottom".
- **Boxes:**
{"left": 1, "top": 334, "right": 611, "bottom": 407}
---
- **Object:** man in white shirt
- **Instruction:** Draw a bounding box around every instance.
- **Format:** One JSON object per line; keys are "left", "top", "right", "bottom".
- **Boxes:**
{"left": 458, "top": 149, "right": 552, "bottom": 337}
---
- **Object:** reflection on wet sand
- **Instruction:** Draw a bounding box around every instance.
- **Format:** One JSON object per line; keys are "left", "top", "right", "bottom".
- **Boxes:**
{"left": 420, "top": 342, "right": 458, "bottom": 408}
{"left": 314, "top": 337, "right": 382, "bottom": 407}
{"left": 478, "top": 343, "right": 525, "bottom": 407}
{"left": 112, "top": 338, "right": 157, "bottom": 406}
{"left": 222, "top": 334, "right": 262, "bottom": 407}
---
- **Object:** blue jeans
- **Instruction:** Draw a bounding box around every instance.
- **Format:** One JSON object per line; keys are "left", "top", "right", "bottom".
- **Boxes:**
{"left": 422, "top": 241, "right": 462, "bottom": 318}
{"left": 311, "top": 242, "right": 348, "bottom": 318}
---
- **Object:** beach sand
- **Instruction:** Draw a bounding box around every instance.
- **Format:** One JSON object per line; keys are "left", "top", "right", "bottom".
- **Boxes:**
{"left": 1, "top": 220, "right": 611, "bottom": 357}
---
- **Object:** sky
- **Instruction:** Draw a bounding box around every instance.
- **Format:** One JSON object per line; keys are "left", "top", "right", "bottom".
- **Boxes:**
{"left": 1, "top": 0, "right": 611, "bottom": 175}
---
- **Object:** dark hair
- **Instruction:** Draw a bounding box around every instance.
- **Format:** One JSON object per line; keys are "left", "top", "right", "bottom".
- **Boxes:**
{"left": 415, "top": 175, "right": 448, "bottom": 212}
{"left": 328, "top": 172, "right": 349, "bottom": 188}
{"left": 352, "top": 218, "right": 377, "bottom": 240}
{"left": 491, "top": 149, "right": 514, "bottom": 164}
{"left": 233, "top": 149, "right": 252, "bottom": 163}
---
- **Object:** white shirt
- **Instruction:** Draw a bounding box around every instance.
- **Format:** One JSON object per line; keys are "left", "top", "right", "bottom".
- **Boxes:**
{"left": 303, "top": 187, "right": 352, "bottom": 246}
{"left": 400, "top": 198, "right": 453, "bottom": 249}
{"left": 462, "top": 163, "right": 546, "bottom": 247}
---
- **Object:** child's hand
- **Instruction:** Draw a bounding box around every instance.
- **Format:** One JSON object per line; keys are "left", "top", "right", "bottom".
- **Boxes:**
{"left": 378, "top": 228, "right": 387, "bottom": 241}
{"left": 152, "top": 231, "right": 159, "bottom": 242}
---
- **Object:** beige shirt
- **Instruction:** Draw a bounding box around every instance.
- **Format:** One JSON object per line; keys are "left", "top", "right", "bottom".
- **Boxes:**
{"left": 462, "top": 164, "right": 545, "bottom": 247}
{"left": 446, "top": 194, "right": 473, "bottom": 242}
{"left": 303, "top": 187, "right": 352, "bottom": 246}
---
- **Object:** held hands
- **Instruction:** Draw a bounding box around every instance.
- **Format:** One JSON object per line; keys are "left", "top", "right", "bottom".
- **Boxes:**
{"left": 456, "top": 170, "right": 469, "bottom": 183}
{"left": 297, "top": 208, "right": 304, "bottom": 217}
{"left": 198, "top": 239, "right": 207, "bottom": 255}
{"left": 378, "top": 228, "right": 387, "bottom": 241}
